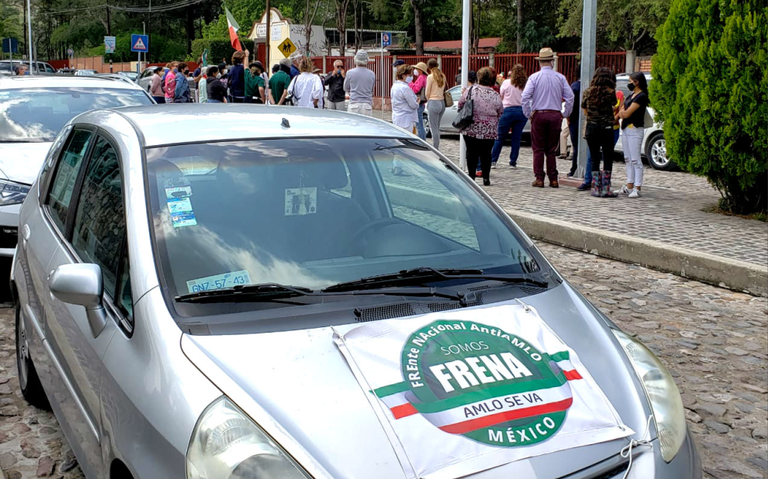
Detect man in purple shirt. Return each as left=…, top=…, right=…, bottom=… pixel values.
left=521, top=48, right=575, bottom=188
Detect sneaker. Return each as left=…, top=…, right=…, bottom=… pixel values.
left=628, top=188, right=641, bottom=198
left=475, top=170, right=483, bottom=177
left=509, top=164, right=517, bottom=169
left=491, top=163, right=497, bottom=169
left=619, top=185, right=631, bottom=195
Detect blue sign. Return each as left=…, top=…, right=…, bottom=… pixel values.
left=1, top=38, right=18, bottom=54
left=131, top=34, right=149, bottom=53
left=381, top=32, right=392, bottom=48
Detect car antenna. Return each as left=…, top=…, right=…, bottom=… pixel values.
left=281, top=118, right=290, bottom=128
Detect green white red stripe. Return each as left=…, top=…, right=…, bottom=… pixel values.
left=225, top=6, right=243, bottom=51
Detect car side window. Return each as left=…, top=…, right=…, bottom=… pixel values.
left=46, top=129, right=92, bottom=233
left=71, top=136, right=125, bottom=298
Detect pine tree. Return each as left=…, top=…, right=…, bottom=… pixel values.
left=651, top=0, right=768, bottom=214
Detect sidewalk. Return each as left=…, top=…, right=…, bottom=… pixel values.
left=435, top=137, right=768, bottom=295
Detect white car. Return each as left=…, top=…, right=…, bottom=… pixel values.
left=0, top=75, right=154, bottom=256
left=614, top=73, right=671, bottom=170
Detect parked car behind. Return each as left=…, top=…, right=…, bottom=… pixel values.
left=427, top=85, right=531, bottom=141
left=0, top=60, right=56, bottom=75
left=14, top=105, right=700, bottom=479
left=614, top=73, right=672, bottom=170
left=0, top=75, right=154, bottom=256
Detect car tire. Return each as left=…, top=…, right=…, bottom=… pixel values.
left=646, top=132, right=675, bottom=170
left=15, top=306, right=49, bottom=410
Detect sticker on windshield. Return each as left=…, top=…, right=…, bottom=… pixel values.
left=285, top=187, right=317, bottom=216
left=186, top=270, right=252, bottom=293
left=165, top=186, right=198, bottom=228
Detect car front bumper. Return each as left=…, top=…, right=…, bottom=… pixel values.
left=0, top=203, right=22, bottom=258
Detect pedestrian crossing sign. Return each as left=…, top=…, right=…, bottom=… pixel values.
left=278, top=38, right=297, bottom=58
left=131, top=34, right=149, bottom=53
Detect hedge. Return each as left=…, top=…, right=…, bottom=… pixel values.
left=190, top=38, right=256, bottom=65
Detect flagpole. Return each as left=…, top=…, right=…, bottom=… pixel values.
left=265, top=0, right=271, bottom=74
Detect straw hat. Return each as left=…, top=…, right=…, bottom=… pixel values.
left=414, top=62, right=428, bottom=74
left=535, top=47, right=557, bottom=61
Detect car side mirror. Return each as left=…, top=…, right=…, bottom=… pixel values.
left=49, top=264, right=108, bottom=338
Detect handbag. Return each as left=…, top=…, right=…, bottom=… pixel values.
left=642, top=107, right=654, bottom=128
left=452, top=86, right=474, bottom=130
left=443, top=89, right=454, bottom=107
left=418, top=87, right=426, bottom=104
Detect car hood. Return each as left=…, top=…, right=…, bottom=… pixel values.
left=182, top=283, right=653, bottom=479
left=0, top=142, right=52, bottom=184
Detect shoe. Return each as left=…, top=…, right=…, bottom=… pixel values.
left=577, top=182, right=591, bottom=191
left=558, top=154, right=567, bottom=159
left=601, top=170, right=618, bottom=197
left=591, top=171, right=602, bottom=197
left=628, top=188, right=641, bottom=198
left=619, top=185, right=631, bottom=195
left=567, top=171, right=575, bottom=177
left=475, top=170, right=483, bottom=177
left=491, top=163, right=497, bottom=169
left=532, top=179, right=545, bottom=188
left=483, top=179, right=491, bottom=186
left=549, top=180, right=559, bottom=188
left=509, top=164, right=517, bottom=169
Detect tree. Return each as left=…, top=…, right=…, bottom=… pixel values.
left=409, top=0, right=425, bottom=54
left=334, top=0, right=351, bottom=55
left=557, top=0, right=669, bottom=51
left=651, top=0, right=767, bottom=214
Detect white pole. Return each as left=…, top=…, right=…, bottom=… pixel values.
left=459, top=0, right=470, bottom=170
left=26, top=0, right=33, bottom=74
left=576, top=0, right=597, bottom=178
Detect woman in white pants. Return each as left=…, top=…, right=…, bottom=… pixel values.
left=618, top=72, right=650, bottom=198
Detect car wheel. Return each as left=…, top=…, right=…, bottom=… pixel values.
left=423, top=114, right=432, bottom=138
left=15, top=306, right=49, bottom=410
left=646, top=133, right=674, bottom=170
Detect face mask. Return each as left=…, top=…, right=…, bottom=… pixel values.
left=628, top=82, right=636, bottom=91
left=173, top=68, right=178, bottom=73
left=216, top=73, right=222, bottom=79
left=405, top=76, right=413, bottom=83
left=222, top=69, right=228, bottom=75
left=413, top=70, right=419, bottom=77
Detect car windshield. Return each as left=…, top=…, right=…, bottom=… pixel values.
left=146, top=137, right=551, bottom=321
left=0, top=87, right=152, bottom=142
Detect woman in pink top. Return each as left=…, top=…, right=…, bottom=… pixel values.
left=408, top=62, right=428, bottom=140
left=491, top=64, right=528, bottom=168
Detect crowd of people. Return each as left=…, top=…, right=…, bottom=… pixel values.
left=149, top=47, right=649, bottom=196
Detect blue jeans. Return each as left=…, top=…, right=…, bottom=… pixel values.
left=491, top=106, right=526, bottom=165
left=415, top=103, right=426, bottom=140
left=584, top=127, right=620, bottom=183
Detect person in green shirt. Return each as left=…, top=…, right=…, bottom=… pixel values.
left=245, top=62, right=266, bottom=103
left=269, top=64, right=292, bottom=105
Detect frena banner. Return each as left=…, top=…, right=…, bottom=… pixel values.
left=333, top=303, right=632, bottom=479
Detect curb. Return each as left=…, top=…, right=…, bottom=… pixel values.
left=507, top=209, right=768, bottom=297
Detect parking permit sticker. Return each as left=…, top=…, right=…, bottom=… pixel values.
left=285, top=187, right=317, bottom=216
left=165, top=186, right=197, bottom=228
left=186, top=270, right=252, bottom=293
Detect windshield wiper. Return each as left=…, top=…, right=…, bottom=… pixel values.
left=175, top=281, right=466, bottom=304
left=0, top=139, right=52, bottom=143
left=322, top=267, right=548, bottom=293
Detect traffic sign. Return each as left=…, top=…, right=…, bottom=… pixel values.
left=1, top=38, right=18, bottom=54
left=131, top=34, right=149, bottom=53
left=382, top=32, right=392, bottom=47
left=104, top=36, right=116, bottom=54
left=278, top=37, right=296, bottom=58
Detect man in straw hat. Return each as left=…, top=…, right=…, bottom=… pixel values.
left=408, top=61, right=429, bottom=139
left=521, top=47, right=574, bottom=188
left=344, top=50, right=376, bottom=116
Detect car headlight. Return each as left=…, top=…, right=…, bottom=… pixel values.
left=0, top=179, right=30, bottom=206
left=612, top=329, right=686, bottom=462
left=187, top=397, right=310, bottom=479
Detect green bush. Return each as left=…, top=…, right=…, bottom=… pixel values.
left=190, top=38, right=256, bottom=65
left=651, top=0, right=768, bottom=214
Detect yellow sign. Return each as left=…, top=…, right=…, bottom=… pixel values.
left=278, top=37, right=297, bottom=58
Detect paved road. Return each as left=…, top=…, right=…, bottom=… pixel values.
left=437, top=136, right=768, bottom=269
left=0, top=244, right=765, bottom=478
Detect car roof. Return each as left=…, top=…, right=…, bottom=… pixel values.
left=101, top=104, right=407, bottom=147
left=0, top=75, right=146, bottom=90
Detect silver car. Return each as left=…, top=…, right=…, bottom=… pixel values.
left=0, top=75, right=154, bottom=257
left=425, top=86, right=531, bottom=140
left=13, top=105, right=700, bottom=478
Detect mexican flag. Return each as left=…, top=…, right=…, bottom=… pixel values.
left=225, top=6, right=243, bottom=51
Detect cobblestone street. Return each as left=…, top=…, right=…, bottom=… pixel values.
left=0, top=244, right=765, bottom=478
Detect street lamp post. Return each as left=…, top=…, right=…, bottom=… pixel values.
left=459, top=0, right=470, bottom=170
left=576, top=0, right=597, bottom=177
left=26, top=0, right=33, bottom=74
